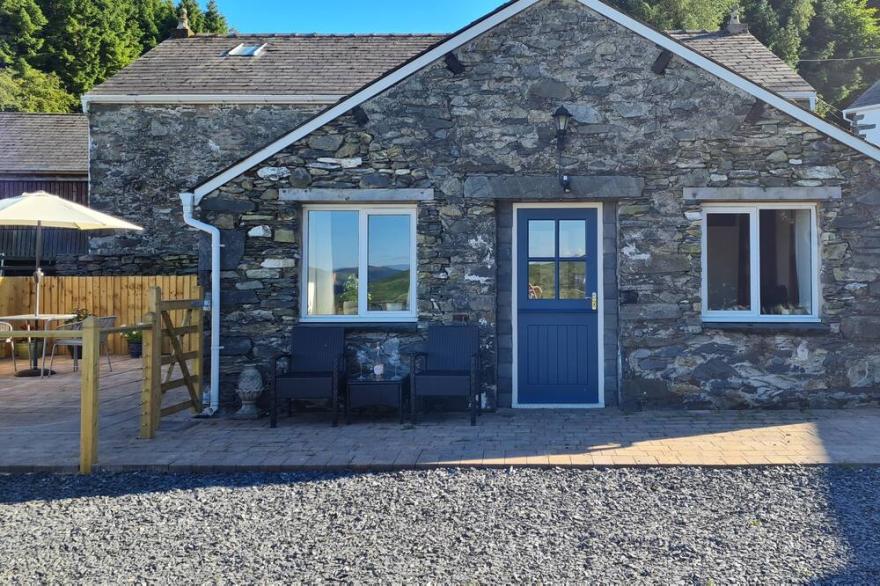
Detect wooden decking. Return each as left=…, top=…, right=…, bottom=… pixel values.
left=3, top=356, right=880, bottom=472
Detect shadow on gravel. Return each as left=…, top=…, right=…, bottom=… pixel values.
left=0, top=471, right=363, bottom=505
left=812, top=468, right=880, bottom=583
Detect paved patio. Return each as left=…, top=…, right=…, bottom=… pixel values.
left=2, top=356, right=880, bottom=472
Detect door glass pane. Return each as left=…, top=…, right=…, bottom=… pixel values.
left=528, top=262, right=555, bottom=299
left=368, top=214, right=411, bottom=312
left=307, top=210, right=359, bottom=316
left=759, top=209, right=812, bottom=316
left=528, top=220, right=555, bottom=257
left=559, top=261, right=586, bottom=299
left=706, top=213, right=751, bottom=312
left=559, top=220, right=586, bottom=257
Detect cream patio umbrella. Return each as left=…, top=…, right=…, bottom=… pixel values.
left=0, top=191, right=143, bottom=315
left=0, top=191, right=143, bottom=314
left=0, top=191, right=142, bottom=375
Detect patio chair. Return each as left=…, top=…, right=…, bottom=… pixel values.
left=271, top=327, right=346, bottom=428
left=0, top=321, right=21, bottom=372
left=411, top=324, right=481, bottom=426
left=45, top=316, right=116, bottom=374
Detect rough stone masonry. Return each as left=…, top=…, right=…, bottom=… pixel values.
left=84, top=0, right=880, bottom=409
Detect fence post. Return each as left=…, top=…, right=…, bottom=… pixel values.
left=140, top=287, right=163, bottom=439
left=79, top=316, right=100, bottom=474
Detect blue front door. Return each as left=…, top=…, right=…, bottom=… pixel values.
left=516, top=207, right=600, bottom=405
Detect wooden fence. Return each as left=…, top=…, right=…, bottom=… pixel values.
left=0, top=275, right=199, bottom=355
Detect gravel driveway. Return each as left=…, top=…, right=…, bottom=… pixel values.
left=1, top=467, right=878, bottom=584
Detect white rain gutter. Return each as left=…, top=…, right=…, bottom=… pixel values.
left=81, top=93, right=343, bottom=112
left=179, top=192, right=221, bottom=415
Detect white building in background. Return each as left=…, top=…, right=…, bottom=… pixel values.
left=844, top=81, right=880, bottom=146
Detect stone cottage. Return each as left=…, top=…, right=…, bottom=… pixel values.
left=81, top=0, right=880, bottom=411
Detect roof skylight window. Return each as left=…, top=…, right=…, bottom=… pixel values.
left=227, top=43, right=267, bottom=57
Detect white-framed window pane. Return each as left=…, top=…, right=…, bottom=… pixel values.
left=368, top=214, right=412, bottom=312
left=760, top=209, right=812, bottom=316
left=307, top=210, right=359, bottom=316
left=706, top=212, right=752, bottom=312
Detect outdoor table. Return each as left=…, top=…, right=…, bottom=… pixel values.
left=346, top=374, right=410, bottom=424
left=0, top=314, right=76, bottom=377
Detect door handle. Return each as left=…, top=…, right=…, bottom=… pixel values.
left=591, top=292, right=598, bottom=311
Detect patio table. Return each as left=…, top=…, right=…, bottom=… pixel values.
left=346, top=374, right=410, bottom=424
left=0, top=314, right=76, bottom=377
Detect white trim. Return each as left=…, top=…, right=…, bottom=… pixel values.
left=182, top=0, right=880, bottom=202
left=700, top=202, right=820, bottom=323
left=300, top=203, right=418, bottom=323
left=842, top=103, right=880, bottom=117
left=781, top=91, right=818, bottom=100
left=780, top=91, right=819, bottom=113
left=227, top=43, right=268, bottom=57
left=80, top=93, right=343, bottom=112
left=511, top=202, right=605, bottom=409
left=189, top=0, right=541, bottom=203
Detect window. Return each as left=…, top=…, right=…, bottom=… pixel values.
left=303, top=205, right=416, bottom=322
left=526, top=218, right=588, bottom=301
left=702, top=204, right=818, bottom=322
left=227, top=43, right=267, bottom=57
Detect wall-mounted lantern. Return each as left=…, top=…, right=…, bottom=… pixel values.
left=553, top=105, right=572, bottom=150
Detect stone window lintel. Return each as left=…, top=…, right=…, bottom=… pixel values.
left=684, top=186, right=842, bottom=202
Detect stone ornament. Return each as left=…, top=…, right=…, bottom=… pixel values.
left=234, top=365, right=264, bottom=419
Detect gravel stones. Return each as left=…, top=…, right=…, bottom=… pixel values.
left=1, top=467, right=878, bottom=583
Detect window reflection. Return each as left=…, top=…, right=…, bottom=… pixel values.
left=368, top=215, right=411, bottom=312
left=307, top=210, right=359, bottom=315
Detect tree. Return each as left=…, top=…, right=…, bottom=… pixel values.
left=609, top=0, right=737, bottom=30
left=36, top=0, right=143, bottom=96
left=134, top=0, right=177, bottom=53
left=203, top=0, right=229, bottom=35
left=0, top=0, right=231, bottom=112
left=0, top=0, right=46, bottom=64
left=0, top=60, right=77, bottom=112
left=799, top=0, right=880, bottom=108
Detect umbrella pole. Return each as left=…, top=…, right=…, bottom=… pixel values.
left=35, top=220, right=42, bottom=317
left=30, top=222, right=43, bottom=372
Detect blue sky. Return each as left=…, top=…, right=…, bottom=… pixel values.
left=214, top=1, right=507, bottom=34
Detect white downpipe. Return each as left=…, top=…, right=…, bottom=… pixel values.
left=179, top=192, right=221, bottom=415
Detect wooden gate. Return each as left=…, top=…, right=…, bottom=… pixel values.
left=140, top=286, right=205, bottom=439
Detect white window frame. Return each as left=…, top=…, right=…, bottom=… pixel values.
left=301, top=204, right=418, bottom=323
left=701, top=202, right=820, bottom=323
left=227, top=43, right=267, bottom=57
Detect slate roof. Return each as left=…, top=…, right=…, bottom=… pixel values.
left=0, top=113, right=88, bottom=175
left=87, top=34, right=446, bottom=96
left=846, top=79, right=880, bottom=111
left=667, top=30, right=814, bottom=95
left=87, top=30, right=815, bottom=99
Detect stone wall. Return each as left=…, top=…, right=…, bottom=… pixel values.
left=74, top=103, right=321, bottom=276
left=199, top=119, right=497, bottom=406
left=90, top=0, right=880, bottom=409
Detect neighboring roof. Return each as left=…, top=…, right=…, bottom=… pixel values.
left=86, top=34, right=445, bottom=98
left=845, top=79, right=880, bottom=112
left=84, top=26, right=814, bottom=102
left=189, top=0, right=880, bottom=201
left=668, top=30, right=815, bottom=96
left=0, top=113, right=88, bottom=176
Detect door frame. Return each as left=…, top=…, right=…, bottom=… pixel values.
left=511, top=202, right=604, bottom=408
